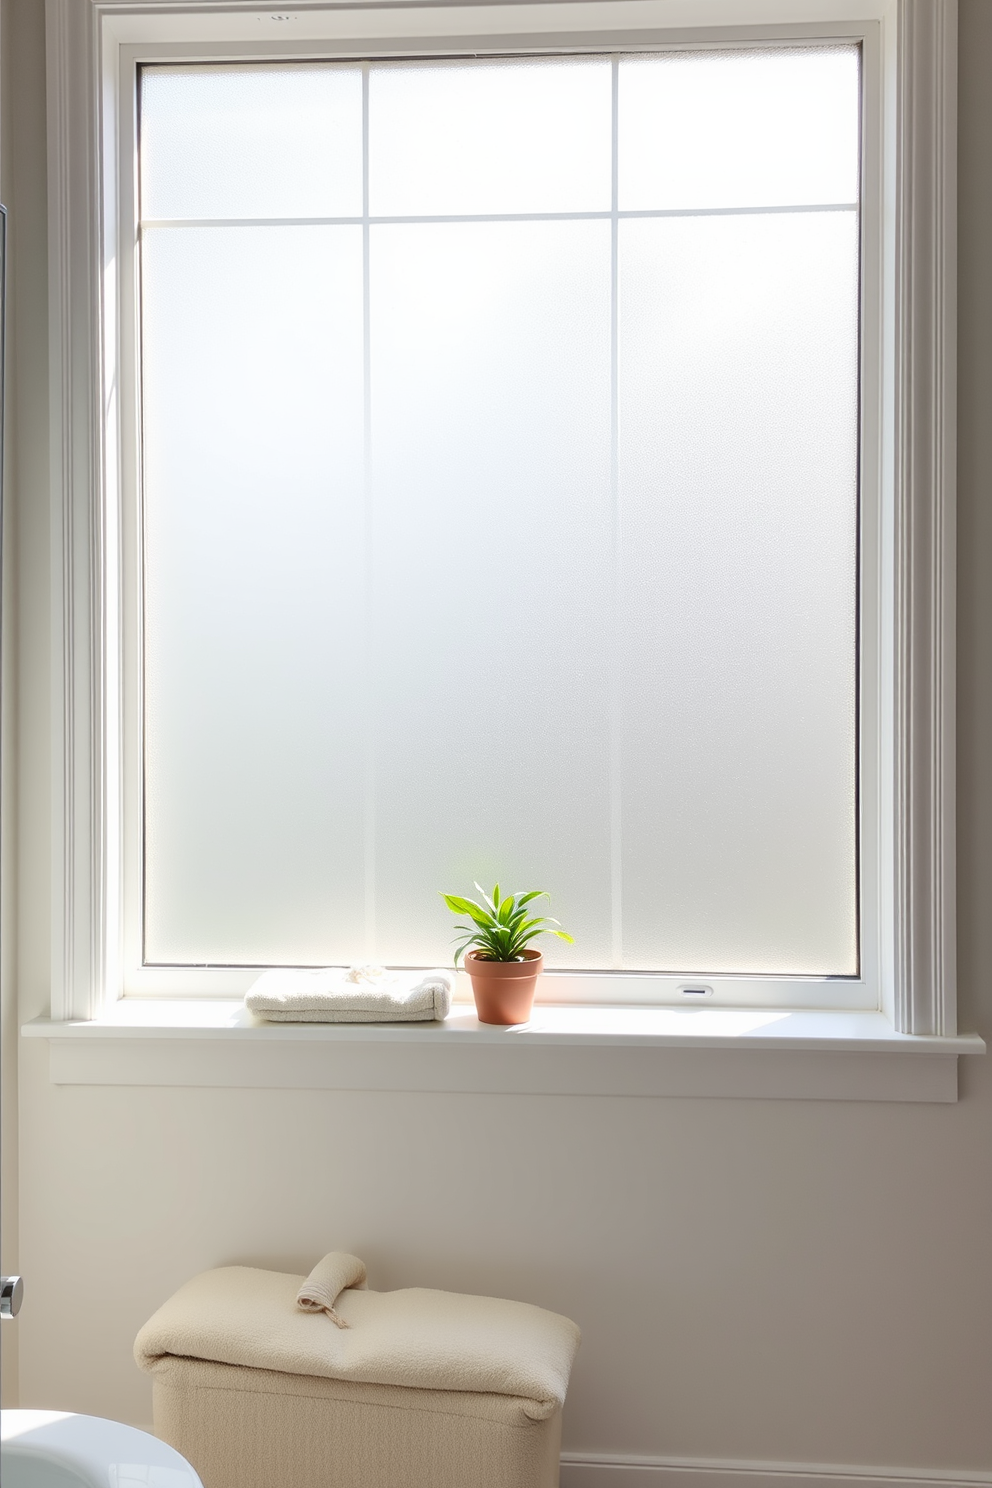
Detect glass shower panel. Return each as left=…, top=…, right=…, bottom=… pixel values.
left=367, top=219, right=614, bottom=968
left=617, top=211, right=859, bottom=974
left=141, top=225, right=366, bottom=965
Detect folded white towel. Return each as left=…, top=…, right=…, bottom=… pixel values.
left=296, top=1252, right=367, bottom=1328
left=245, top=966, right=453, bottom=1023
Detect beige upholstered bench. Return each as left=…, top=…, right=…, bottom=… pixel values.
left=135, top=1255, right=580, bottom=1488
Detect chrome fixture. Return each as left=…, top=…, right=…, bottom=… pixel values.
left=1, top=1275, right=23, bottom=1318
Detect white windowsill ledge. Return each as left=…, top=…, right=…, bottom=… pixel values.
left=22, top=1003, right=985, bottom=1102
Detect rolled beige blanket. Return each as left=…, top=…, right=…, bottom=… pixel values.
left=296, top=1252, right=367, bottom=1328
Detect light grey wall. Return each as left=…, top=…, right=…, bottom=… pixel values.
left=956, top=2, right=992, bottom=1047
left=0, top=0, right=18, bottom=1409
left=2, top=0, right=991, bottom=1469
left=0, top=0, right=48, bottom=1411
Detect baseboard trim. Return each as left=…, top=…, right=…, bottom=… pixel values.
left=133, top=1424, right=990, bottom=1488
left=559, top=1455, right=992, bottom=1488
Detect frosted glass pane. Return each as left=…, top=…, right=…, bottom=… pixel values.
left=367, top=220, right=613, bottom=968
left=140, top=65, right=362, bottom=220
left=141, top=226, right=366, bottom=964
left=618, top=212, right=859, bottom=974
left=136, top=48, right=862, bottom=979
left=619, top=47, right=860, bottom=210
left=369, top=58, right=611, bottom=216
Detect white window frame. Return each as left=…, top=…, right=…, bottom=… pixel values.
left=45, top=0, right=958, bottom=1042
left=123, top=29, right=875, bottom=1011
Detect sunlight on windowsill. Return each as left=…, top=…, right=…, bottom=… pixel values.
left=22, top=997, right=984, bottom=1055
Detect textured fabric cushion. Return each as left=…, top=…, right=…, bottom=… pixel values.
left=151, top=1356, right=564, bottom=1488
left=135, top=1265, right=580, bottom=1420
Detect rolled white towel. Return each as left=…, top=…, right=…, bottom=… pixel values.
left=245, top=966, right=453, bottom=1023
left=296, top=1252, right=368, bottom=1329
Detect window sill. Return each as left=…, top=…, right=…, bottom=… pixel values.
left=22, top=1002, right=985, bottom=1102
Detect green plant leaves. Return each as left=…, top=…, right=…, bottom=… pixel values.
left=441, top=894, right=494, bottom=929
left=439, top=884, right=573, bottom=965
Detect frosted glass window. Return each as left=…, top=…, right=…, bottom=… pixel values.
left=368, top=58, right=612, bottom=216
left=618, top=212, right=859, bottom=974
left=367, top=220, right=613, bottom=967
left=619, top=48, right=860, bottom=210
left=141, top=225, right=366, bottom=964
left=137, top=47, right=861, bottom=980
left=140, top=65, right=363, bottom=220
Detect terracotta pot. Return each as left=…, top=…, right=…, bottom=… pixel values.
left=464, top=948, right=543, bottom=1026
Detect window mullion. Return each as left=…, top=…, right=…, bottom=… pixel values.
left=610, top=54, right=623, bottom=970
left=362, top=59, right=376, bottom=960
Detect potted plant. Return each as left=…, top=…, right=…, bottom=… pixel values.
left=440, top=883, right=573, bottom=1025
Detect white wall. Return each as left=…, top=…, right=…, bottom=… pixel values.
left=3, top=0, right=992, bottom=1474
left=0, top=0, right=19, bottom=1410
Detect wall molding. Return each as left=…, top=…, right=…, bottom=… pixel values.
left=559, top=1454, right=991, bottom=1488
left=27, top=1017, right=979, bottom=1101
left=123, top=1440, right=988, bottom=1488
left=47, top=0, right=112, bottom=1022
left=46, top=0, right=960, bottom=1035
left=888, top=0, right=958, bottom=1035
